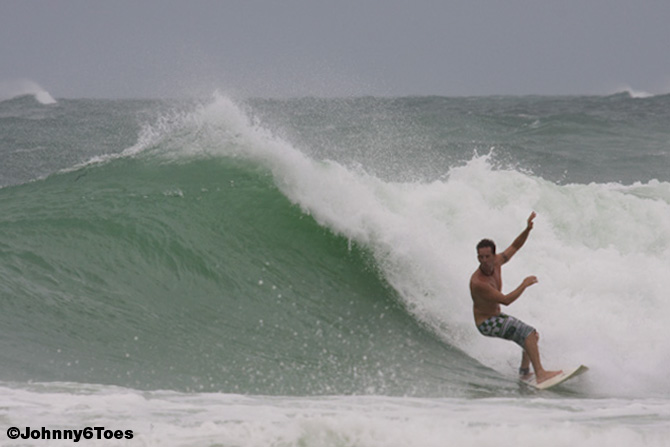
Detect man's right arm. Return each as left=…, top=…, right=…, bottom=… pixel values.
left=473, top=276, right=538, bottom=306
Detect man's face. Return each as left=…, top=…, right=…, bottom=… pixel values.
left=477, top=247, right=495, bottom=274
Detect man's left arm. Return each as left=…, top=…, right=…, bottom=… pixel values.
left=500, top=211, right=536, bottom=264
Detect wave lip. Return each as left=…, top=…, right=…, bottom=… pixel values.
left=0, top=79, right=56, bottom=104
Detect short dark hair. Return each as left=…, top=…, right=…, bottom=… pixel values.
left=476, top=238, right=496, bottom=254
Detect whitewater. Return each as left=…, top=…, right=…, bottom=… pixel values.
left=1, top=90, right=669, bottom=446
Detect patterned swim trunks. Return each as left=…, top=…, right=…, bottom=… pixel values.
left=477, top=313, right=536, bottom=349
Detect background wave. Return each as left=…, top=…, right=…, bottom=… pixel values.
left=0, top=79, right=56, bottom=104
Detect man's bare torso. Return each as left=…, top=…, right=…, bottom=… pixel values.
left=470, top=262, right=503, bottom=326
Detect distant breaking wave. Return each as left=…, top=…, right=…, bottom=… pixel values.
left=611, top=84, right=655, bottom=99
left=0, top=79, right=56, bottom=104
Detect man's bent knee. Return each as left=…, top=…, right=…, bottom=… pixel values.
left=525, top=330, right=539, bottom=347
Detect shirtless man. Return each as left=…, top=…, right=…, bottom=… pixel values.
left=469, top=212, right=561, bottom=384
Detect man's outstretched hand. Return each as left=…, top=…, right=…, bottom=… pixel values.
left=527, top=211, right=537, bottom=230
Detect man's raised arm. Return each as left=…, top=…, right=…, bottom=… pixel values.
left=500, top=212, right=536, bottom=264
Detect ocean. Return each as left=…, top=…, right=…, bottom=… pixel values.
left=1, top=89, right=669, bottom=446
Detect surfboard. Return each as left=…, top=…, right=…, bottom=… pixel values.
left=521, top=365, right=588, bottom=390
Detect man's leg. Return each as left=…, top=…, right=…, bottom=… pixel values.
left=523, top=331, right=562, bottom=384
left=519, top=350, right=532, bottom=380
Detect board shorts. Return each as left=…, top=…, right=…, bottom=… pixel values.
left=477, top=313, right=536, bottom=349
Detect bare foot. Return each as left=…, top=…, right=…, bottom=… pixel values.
left=536, top=370, right=562, bottom=384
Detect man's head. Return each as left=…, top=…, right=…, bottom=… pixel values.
left=476, top=238, right=496, bottom=254
left=476, top=239, right=496, bottom=275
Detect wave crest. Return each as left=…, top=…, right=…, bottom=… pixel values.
left=0, top=79, right=56, bottom=104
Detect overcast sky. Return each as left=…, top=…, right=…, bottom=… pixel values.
left=2, top=0, right=669, bottom=99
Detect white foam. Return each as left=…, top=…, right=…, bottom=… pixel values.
left=2, top=383, right=668, bottom=447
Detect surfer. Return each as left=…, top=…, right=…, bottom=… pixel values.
left=469, top=212, right=562, bottom=384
